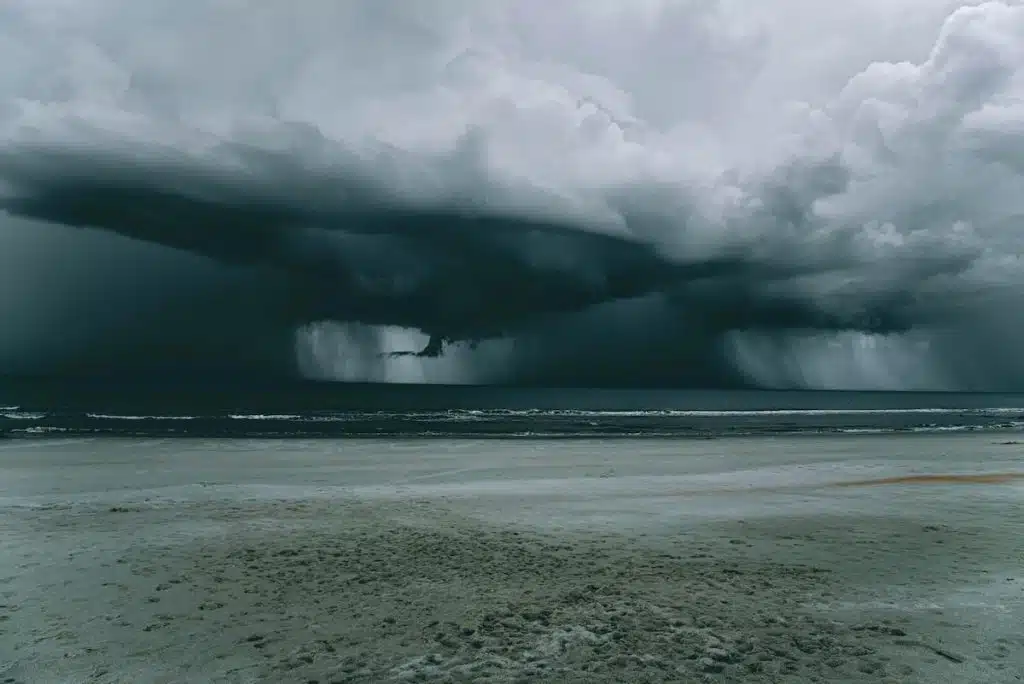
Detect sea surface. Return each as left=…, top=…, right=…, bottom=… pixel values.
left=2, top=376, right=1024, bottom=439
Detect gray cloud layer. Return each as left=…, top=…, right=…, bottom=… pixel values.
left=1, top=0, right=1023, bottom=388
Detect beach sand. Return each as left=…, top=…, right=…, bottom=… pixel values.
left=1, top=434, right=1022, bottom=683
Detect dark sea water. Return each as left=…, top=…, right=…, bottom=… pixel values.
left=2, top=376, right=1024, bottom=439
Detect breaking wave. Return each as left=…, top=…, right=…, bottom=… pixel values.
left=3, top=405, right=1023, bottom=439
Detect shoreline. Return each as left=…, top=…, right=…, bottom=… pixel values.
left=4, top=427, right=1024, bottom=442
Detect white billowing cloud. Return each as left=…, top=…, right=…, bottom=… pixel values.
left=1, top=1, right=1024, bottom=387
left=719, top=2, right=1024, bottom=388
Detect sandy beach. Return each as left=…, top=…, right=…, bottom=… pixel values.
left=1, top=434, right=1022, bottom=683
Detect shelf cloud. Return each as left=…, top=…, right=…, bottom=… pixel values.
left=2, top=1, right=1023, bottom=388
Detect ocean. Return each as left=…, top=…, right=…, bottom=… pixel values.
left=2, top=377, right=1023, bottom=439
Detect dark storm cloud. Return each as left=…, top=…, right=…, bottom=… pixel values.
left=0, top=139, right=784, bottom=348
left=1, top=1, right=1023, bottom=388
left=0, top=136, right=983, bottom=362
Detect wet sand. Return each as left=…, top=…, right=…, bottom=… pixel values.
left=1, top=434, right=1022, bottom=683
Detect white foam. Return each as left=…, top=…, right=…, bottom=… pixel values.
left=288, top=407, right=1024, bottom=421
left=85, top=414, right=197, bottom=421
left=228, top=414, right=301, bottom=421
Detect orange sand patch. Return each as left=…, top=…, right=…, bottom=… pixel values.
left=834, top=472, right=1024, bottom=487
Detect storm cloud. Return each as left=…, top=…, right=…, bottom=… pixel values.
left=1, top=0, right=1023, bottom=388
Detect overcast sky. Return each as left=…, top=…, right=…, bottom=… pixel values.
left=1, top=0, right=1023, bottom=388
